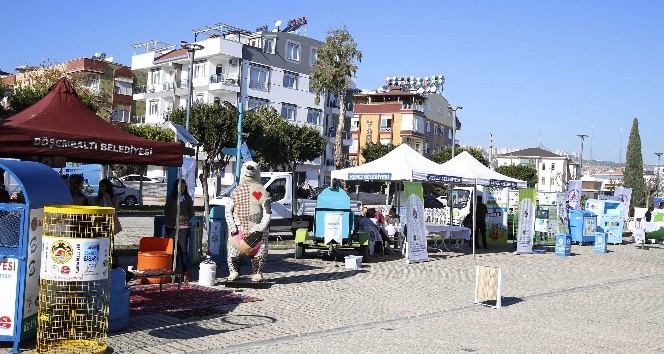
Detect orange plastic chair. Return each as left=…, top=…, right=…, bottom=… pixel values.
left=137, top=237, right=174, bottom=284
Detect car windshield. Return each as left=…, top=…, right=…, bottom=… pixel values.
left=260, top=177, right=270, bottom=185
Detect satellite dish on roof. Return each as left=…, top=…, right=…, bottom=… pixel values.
left=429, top=86, right=436, bottom=93
left=416, top=87, right=425, bottom=94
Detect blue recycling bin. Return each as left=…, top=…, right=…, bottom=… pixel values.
left=555, top=233, right=572, bottom=257
left=109, top=269, right=130, bottom=332
left=569, top=210, right=597, bottom=244
left=594, top=232, right=607, bottom=254
left=209, top=205, right=227, bottom=262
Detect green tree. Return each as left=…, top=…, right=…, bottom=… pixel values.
left=431, top=146, right=489, bottom=166
left=170, top=103, right=238, bottom=220
left=310, top=26, right=362, bottom=169
left=495, top=164, right=538, bottom=188
left=624, top=117, right=645, bottom=207
left=111, top=124, right=175, bottom=205
left=3, top=64, right=100, bottom=118
left=361, top=142, right=399, bottom=163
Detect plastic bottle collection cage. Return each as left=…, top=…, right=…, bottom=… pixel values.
left=37, top=206, right=114, bottom=354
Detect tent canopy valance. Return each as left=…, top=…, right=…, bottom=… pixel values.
left=437, top=151, right=527, bottom=188
left=0, top=77, right=184, bottom=166
left=331, top=144, right=459, bottom=182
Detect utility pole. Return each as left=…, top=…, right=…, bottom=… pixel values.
left=577, top=134, right=588, bottom=178
left=590, top=125, right=594, bottom=161
left=181, top=41, right=205, bottom=131
left=656, top=152, right=663, bottom=197
left=448, top=106, right=462, bottom=158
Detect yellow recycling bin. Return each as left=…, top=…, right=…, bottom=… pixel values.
left=37, top=206, right=114, bottom=354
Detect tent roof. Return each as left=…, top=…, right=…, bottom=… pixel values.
left=437, top=151, right=527, bottom=188
left=331, top=144, right=444, bottom=181
left=0, top=77, right=184, bottom=166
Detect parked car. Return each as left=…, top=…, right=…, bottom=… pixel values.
left=119, top=174, right=158, bottom=183
left=108, top=177, right=142, bottom=206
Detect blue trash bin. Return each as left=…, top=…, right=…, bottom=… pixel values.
left=555, top=233, right=572, bottom=257
left=209, top=205, right=227, bottom=262
left=109, top=269, right=130, bottom=332
left=594, top=232, right=607, bottom=254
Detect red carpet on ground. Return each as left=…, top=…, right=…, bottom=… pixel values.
left=129, top=283, right=261, bottom=317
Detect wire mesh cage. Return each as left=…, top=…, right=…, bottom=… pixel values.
left=37, top=206, right=114, bottom=354
left=0, top=209, right=22, bottom=258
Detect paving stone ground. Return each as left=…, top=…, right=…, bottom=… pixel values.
left=2, top=216, right=664, bottom=353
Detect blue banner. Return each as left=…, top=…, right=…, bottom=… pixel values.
left=490, top=179, right=517, bottom=188
left=426, top=174, right=462, bottom=183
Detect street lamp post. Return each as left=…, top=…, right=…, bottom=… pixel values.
left=448, top=106, right=462, bottom=158
left=577, top=134, right=588, bottom=178
left=181, top=41, right=205, bottom=131
left=656, top=152, right=663, bottom=197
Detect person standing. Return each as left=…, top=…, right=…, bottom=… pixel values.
left=475, top=195, right=488, bottom=249
left=96, top=178, right=122, bottom=267
left=164, top=179, right=195, bottom=281
left=645, top=206, right=654, bottom=222
left=68, top=174, right=90, bottom=206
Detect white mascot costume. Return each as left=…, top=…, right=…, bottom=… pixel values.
left=225, top=161, right=272, bottom=282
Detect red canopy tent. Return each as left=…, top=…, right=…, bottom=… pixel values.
left=0, top=77, right=183, bottom=166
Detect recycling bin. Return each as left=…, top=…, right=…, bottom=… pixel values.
left=153, top=215, right=167, bottom=237
left=208, top=205, right=227, bottom=262
left=569, top=210, right=597, bottom=244
left=594, top=232, right=607, bottom=254
left=555, top=233, right=572, bottom=257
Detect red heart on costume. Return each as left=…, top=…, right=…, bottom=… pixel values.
left=252, top=191, right=262, bottom=200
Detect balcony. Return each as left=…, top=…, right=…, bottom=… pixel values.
left=209, top=74, right=240, bottom=93
left=327, top=129, right=352, bottom=146
left=131, top=115, right=145, bottom=124
left=402, top=103, right=425, bottom=112
left=379, top=126, right=392, bottom=132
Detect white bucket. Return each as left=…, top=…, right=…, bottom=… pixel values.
left=199, top=261, right=217, bottom=287
left=344, top=255, right=363, bottom=270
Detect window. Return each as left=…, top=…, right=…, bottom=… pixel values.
left=111, top=109, right=130, bottom=122
left=433, top=124, right=438, bottom=135
left=281, top=104, right=296, bottom=120
left=310, top=47, right=318, bottom=66
left=114, top=80, right=132, bottom=95
left=262, top=38, right=275, bottom=54
left=350, top=116, right=359, bottom=131
left=541, top=177, right=546, bottom=185
left=448, top=129, right=452, bottom=139
left=380, top=115, right=392, bottom=132
left=425, top=142, right=429, bottom=153
left=286, top=41, right=300, bottom=61
left=248, top=97, right=269, bottom=110
left=415, top=142, right=421, bottom=153
left=307, top=109, right=321, bottom=125
left=551, top=163, right=556, bottom=170
left=380, top=138, right=391, bottom=145
left=193, top=61, right=205, bottom=79
left=150, top=71, right=160, bottom=85
left=542, top=163, right=546, bottom=170
left=426, top=122, right=431, bottom=132
left=249, top=65, right=269, bottom=91
left=438, top=106, right=444, bottom=115
left=283, top=72, right=298, bottom=89
left=266, top=178, right=287, bottom=202
left=148, top=100, right=158, bottom=115
left=349, top=139, right=359, bottom=154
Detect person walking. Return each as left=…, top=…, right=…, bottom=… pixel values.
left=475, top=195, right=488, bottom=249
left=164, top=179, right=195, bottom=282
left=68, top=174, right=90, bottom=206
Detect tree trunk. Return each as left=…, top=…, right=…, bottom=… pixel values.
left=333, top=91, right=346, bottom=169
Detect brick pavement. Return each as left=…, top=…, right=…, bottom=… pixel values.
left=3, top=221, right=664, bottom=353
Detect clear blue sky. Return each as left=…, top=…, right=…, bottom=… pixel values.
left=3, top=0, right=663, bottom=164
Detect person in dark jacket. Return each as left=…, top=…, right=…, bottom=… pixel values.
left=163, top=179, right=195, bottom=279
left=475, top=196, right=488, bottom=249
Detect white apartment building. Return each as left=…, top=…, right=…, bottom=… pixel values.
left=130, top=21, right=352, bottom=188
left=496, top=147, right=579, bottom=192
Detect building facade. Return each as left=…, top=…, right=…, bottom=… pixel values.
left=350, top=77, right=456, bottom=165
left=496, top=147, right=579, bottom=192
left=1, top=56, right=144, bottom=122
left=130, top=21, right=351, bottom=187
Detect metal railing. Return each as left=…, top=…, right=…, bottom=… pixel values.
left=209, top=74, right=239, bottom=86
left=131, top=115, right=145, bottom=124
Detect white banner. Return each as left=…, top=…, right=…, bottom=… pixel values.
left=405, top=194, right=429, bottom=264
left=208, top=221, right=222, bottom=257
left=181, top=156, right=196, bottom=197
left=614, top=187, right=632, bottom=217
left=41, top=237, right=110, bottom=281
left=567, top=180, right=582, bottom=210
left=0, top=257, right=19, bottom=336
left=323, top=212, right=344, bottom=245
left=516, top=198, right=535, bottom=254
left=535, top=219, right=549, bottom=233
left=556, top=192, right=569, bottom=234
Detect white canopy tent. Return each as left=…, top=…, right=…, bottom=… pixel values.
left=437, top=151, right=527, bottom=257
left=331, top=144, right=467, bottom=182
